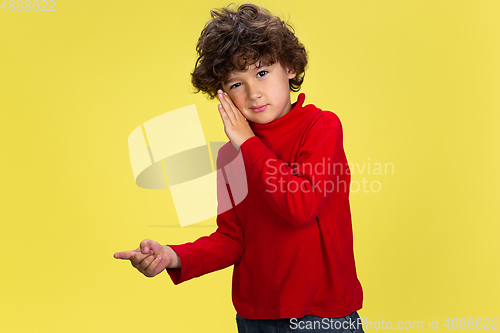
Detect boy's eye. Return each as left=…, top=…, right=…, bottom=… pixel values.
left=229, top=83, right=241, bottom=90
left=257, top=70, right=268, bottom=78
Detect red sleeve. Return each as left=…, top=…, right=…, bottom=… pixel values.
left=239, top=127, right=340, bottom=228
left=165, top=151, right=245, bottom=284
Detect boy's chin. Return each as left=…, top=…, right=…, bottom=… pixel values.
left=248, top=114, right=279, bottom=125
left=249, top=118, right=274, bottom=125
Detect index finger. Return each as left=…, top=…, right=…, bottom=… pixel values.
left=219, top=92, right=238, bottom=112
left=113, top=248, right=139, bottom=260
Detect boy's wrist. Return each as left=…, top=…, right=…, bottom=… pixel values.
left=165, top=245, right=181, bottom=269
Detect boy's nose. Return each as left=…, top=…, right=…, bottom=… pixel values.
left=247, top=84, right=262, bottom=101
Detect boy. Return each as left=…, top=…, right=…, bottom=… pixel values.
left=114, top=3, right=364, bottom=332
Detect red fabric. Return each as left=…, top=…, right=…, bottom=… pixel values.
left=167, top=93, right=363, bottom=319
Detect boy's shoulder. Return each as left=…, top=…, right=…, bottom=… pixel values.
left=304, top=100, right=344, bottom=137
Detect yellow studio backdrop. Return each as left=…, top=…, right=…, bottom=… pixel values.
left=0, top=0, right=499, bottom=332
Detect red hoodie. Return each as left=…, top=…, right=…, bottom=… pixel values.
left=166, top=93, right=363, bottom=319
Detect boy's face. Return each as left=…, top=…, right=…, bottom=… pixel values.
left=221, top=60, right=297, bottom=125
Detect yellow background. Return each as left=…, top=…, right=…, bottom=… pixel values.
left=1, top=0, right=499, bottom=332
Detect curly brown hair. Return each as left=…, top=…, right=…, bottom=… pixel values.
left=191, top=3, right=308, bottom=99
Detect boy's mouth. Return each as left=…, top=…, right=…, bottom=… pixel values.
left=250, top=105, right=268, bottom=113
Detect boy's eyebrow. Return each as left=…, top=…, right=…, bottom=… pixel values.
left=225, top=77, right=238, bottom=85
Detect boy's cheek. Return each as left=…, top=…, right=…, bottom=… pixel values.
left=237, top=104, right=248, bottom=114
left=228, top=95, right=247, bottom=113
left=226, top=91, right=238, bottom=103
left=230, top=97, right=243, bottom=110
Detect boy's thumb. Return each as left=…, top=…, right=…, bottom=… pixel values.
left=140, top=239, right=154, bottom=253
left=150, top=241, right=164, bottom=255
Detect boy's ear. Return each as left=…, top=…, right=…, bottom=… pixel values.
left=286, top=64, right=297, bottom=79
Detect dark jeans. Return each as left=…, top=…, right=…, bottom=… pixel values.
left=236, top=311, right=365, bottom=333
